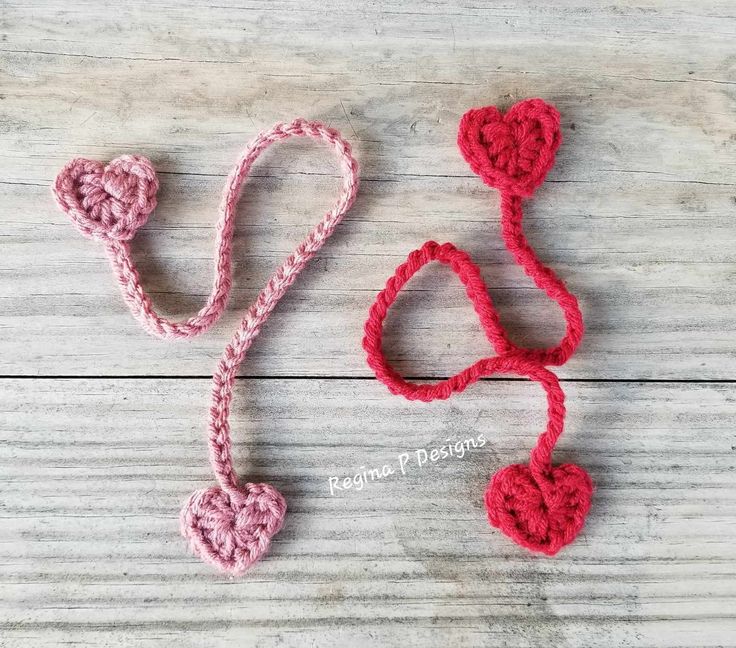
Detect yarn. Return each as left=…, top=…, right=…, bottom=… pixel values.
left=53, top=119, right=360, bottom=574
left=53, top=155, right=159, bottom=242
left=363, top=99, right=593, bottom=555
left=457, top=98, right=561, bottom=197
left=54, top=119, right=358, bottom=340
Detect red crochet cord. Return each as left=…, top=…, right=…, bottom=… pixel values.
left=363, top=99, right=593, bottom=555
left=364, top=239, right=584, bottom=400
left=499, top=192, right=583, bottom=366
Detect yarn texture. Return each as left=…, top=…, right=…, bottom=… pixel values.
left=53, top=119, right=360, bottom=574
left=53, top=155, right=159, bottom=242
left=363, top=98, right=593, bottom=555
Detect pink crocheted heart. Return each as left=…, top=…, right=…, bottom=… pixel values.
left=180, top=483, right=286, bottom=575
left=458, top=98, right=561, bottom=197
left=484, top=463, right=593, bottom=555
left=52, top=155, right=159, bottom=242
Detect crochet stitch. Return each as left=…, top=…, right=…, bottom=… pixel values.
left=53, top=119, right=360, bottom=574
left=363, top=99, right=593, bottom=555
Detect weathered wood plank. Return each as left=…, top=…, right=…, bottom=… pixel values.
left=1, top=1, right=735, bottom=379
left=1, top=378, right=735, bottom=646
left=2, top=1, right=736, bottom=645
left=3, top=169, right=736, bottom=379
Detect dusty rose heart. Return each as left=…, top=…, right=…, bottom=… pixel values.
left=52, top=155, right=159, bottom=242
left=485, top=462, right=593, bottom=555
left=180, top=483, right=286, bottom=575
left=457, top=98, right=561, bottom=197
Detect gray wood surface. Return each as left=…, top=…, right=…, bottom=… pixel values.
left=2, top=379, right=736, bottom=647
left=1, top=1, right=735, bottom=646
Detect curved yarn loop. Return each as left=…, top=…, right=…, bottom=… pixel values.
left=54, top=121, right=357, bottom=340
left=53, top=119, right=360, bottom=575
left=497, top=192, right=584, bottom=366
left=363, top=98, right=593, bottom=555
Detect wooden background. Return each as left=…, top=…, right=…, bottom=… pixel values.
left=1, top=1, right=735, bottom=646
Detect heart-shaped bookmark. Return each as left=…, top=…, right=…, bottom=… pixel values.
left=364, top=99, right=593, bottom=555
left=53, top=120, right=360, bottom=574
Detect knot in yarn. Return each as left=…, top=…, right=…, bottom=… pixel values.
left=458, top=98, right=561, bottom=197
left=181, top=483, right=287, bottom=575
left=53, top=155, right=159, bottom=242
left=484, top=463, right=593, bottom=555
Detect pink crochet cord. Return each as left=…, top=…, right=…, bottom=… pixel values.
left=53, top=119, right=360, bottom=575
left=54, top=120, right=357, bottom=340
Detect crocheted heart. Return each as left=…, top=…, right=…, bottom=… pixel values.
left=52, top=155, right=159, bottom=242
left=458, top=98, right=561, bottom=197
left=180, top=483, right=286, bottom=575
left=485, top=462, right=593, bottom=555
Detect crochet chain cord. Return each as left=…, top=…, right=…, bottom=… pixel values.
left=361, top=227, right=577, bottom=477
left=498, top=193, right=583, bottom=367
left=361, top=99, right=593, bottom=556
left=53, top=118, right=360, bottom=573
left=100, top=119, right=360, bottom=493
left=104, top=120, right=359, bottom=339
left=198, top=121, right=359, bottom=494
left=362, top=220, right=584, bottom=404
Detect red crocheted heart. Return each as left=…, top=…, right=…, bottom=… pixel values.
left=52, top=155, right=159, bottom=242
left=485, top=462, right=593, bottom=555
left=458, top=98, right=561, bottom=197
left=180, top=483, right=286, bottom=575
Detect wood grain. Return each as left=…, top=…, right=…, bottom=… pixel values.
left=1, top=1, right=735, bottom=379
left=1, top=378, right=736, bottom=647
left=1, top=1, right=735, bottom=646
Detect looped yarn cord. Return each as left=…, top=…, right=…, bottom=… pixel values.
left=53, top=155, right=159, bottom=241
left=363, top=99, right=593, bottom=555
left=53, top=119, right=360, bottom=574
left=54, top=119, right=358, bottom=340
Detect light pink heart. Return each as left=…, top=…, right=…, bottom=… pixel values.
left=180, top=483, right=287, bottom=575
left=52, top=155, right=159, bottom=241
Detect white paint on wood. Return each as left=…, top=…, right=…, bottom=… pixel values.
left=1, top=379, right=736, bottom=646
left=1, top=1, right=736, bottom=645
left=1, top=1, right=735, bottom=379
